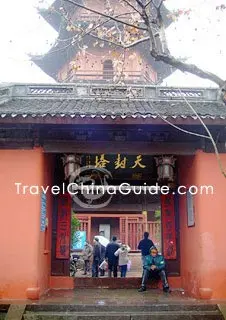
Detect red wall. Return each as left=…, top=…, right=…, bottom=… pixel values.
left=0, top=148, right=53, bottom=299
left=178, top=150, right=226, bottom=299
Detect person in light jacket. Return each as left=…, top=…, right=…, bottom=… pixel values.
left=114, top=244, right=131, bottom=278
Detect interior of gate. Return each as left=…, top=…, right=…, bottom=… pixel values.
left=51, top=154, right=180, bottom=277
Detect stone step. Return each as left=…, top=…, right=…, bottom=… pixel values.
left=25, top=304, right=220, bottom=313
left=23, top=310, right=224, bottom=320
left=74, top=277, right=159, bottom=289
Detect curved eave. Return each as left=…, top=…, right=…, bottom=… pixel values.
left=0, top=114, right=226, bottom=126
left=31, top=35, right=173, bottom=81
left=31, top=38, right=78, bottom=79
left=38, top=0, right=81, bottom=31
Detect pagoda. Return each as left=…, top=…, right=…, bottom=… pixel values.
left=33, top=0, right=173, bottom=83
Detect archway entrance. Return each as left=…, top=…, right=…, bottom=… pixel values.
left=50, top=153, right=179, bottom=282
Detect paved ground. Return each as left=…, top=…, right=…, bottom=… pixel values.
left=75, top=253, right=142, bottom=278
left=1, top=289, right=226, bottom=309
left=40, top=289, right=195, bottom=305
left=0, top=289, right=194, bottom=305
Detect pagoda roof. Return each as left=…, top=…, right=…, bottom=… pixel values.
left=34, top=1, right=173, bottom=80
left=0, top=83, right=225, bottom=125
left=31, top=34, right=173, bottom=80
left=39, top=0, right=172, bottom=32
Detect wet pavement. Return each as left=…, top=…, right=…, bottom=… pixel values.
left=40, top=289, right=195, bottom=305
left=1, top=289, right=226, bottom=306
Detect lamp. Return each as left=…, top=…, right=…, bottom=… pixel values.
left=155, top=156, right=176, bottom=183
left=62, top=154, right=81, bottom=180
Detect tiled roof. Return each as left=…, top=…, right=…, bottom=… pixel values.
left=0, top=84, right=225, bottom=120
left=0, top=98, right=225, bottom=119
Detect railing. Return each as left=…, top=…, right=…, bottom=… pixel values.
left=127, top=221, right=161, bottom=251
left=65, top=70, right=156, bottom=84
left=72, top=14, right=143, bottom=23
left=76, top=214, right=161, bottom=252
left=0, top=83, right=219, bottom=102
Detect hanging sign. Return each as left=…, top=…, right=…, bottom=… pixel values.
left=72, top=231, right=86, bottom=250
left=40, top=192, right=47, bottom=232
left=56, top=194, right=71, bottom=259
left=187, top=191, right=195, bottom=227
left=161, top=193, right=177, bottom=260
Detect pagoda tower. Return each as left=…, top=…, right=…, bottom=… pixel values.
left=33, top=0, right=173, bottom=84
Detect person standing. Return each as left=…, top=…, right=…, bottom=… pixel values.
left=92, top=237, right=101, bottom=277
left=114, top=244, right=130, bottom=278
left=82, top=241, right=93, bottom=275
left=105, top=236, right=120, bottom=277
left=138, top=232, right=154, bottom=266
left=99, top=244, right=106, bottom=276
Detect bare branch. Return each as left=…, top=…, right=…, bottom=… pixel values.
left=63, top=0, right=147, bottom=31
left=179, top=90, right=226, bottom=178
left=135, top=0, right=145, bottom=9
left=150, top=112, right=209, bottom=139
left=144, top=0, right=152, bottom=8
left=152, top=0, right=164, bottom=10
left=88, top=34, right=150, bottom=49
left=48, top=0, right=226, bottom=98
left=153, top=0, right=169, bottom=53
left=124, top=36, right=150, bottom=48
left=151, top=52, right=225, bottom=88
left=128, top=87, right=209, bottom=139
left=121, top=0, right=142, bottom=16
left=88, top=33, right=123, bottom=48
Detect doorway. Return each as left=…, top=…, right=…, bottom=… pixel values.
left=99, top=224, right=111, bottom=240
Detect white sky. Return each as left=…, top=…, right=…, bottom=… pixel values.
left=0, top=0, right=225, bottom=86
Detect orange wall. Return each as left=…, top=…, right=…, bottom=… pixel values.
left=0, top=148, right=53, bottom=299
left=178, top=150, right=226, bottom=299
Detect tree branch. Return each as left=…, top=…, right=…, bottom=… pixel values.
left=135, top=0, right=145, bottom=9
left=151, top=52, right=226, bottom=88
left=144, top=0, right=152, bottom=8
left=88, top=34, right=150, bottom=49
left=124, top=36, right=150, bottom=48
left=121, top=0, right=142, bottom=16
left=63, top=0, right=147, bottom=31
left=179, top=89, right=226, bottom=178
left=150, top=111, right=209, bottom=139
left=56, top=0, right=226, bottom=97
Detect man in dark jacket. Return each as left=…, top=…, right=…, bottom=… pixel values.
left=92, top=237, right=101, bottom=277
left=138, top=246, right=170, bottom=293
left=138, top=232, right=154, bottom=265
left=105, top=236, right=120, bottom=277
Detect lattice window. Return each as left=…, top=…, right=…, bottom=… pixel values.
left=103, top=59, right=114, bottom=80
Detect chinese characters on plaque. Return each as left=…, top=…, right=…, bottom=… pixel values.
left=56, top=194, right=71, bottom=259
left=161, top=193, right=177, bottom=260
left=87, top=154, right=147, bottom=169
